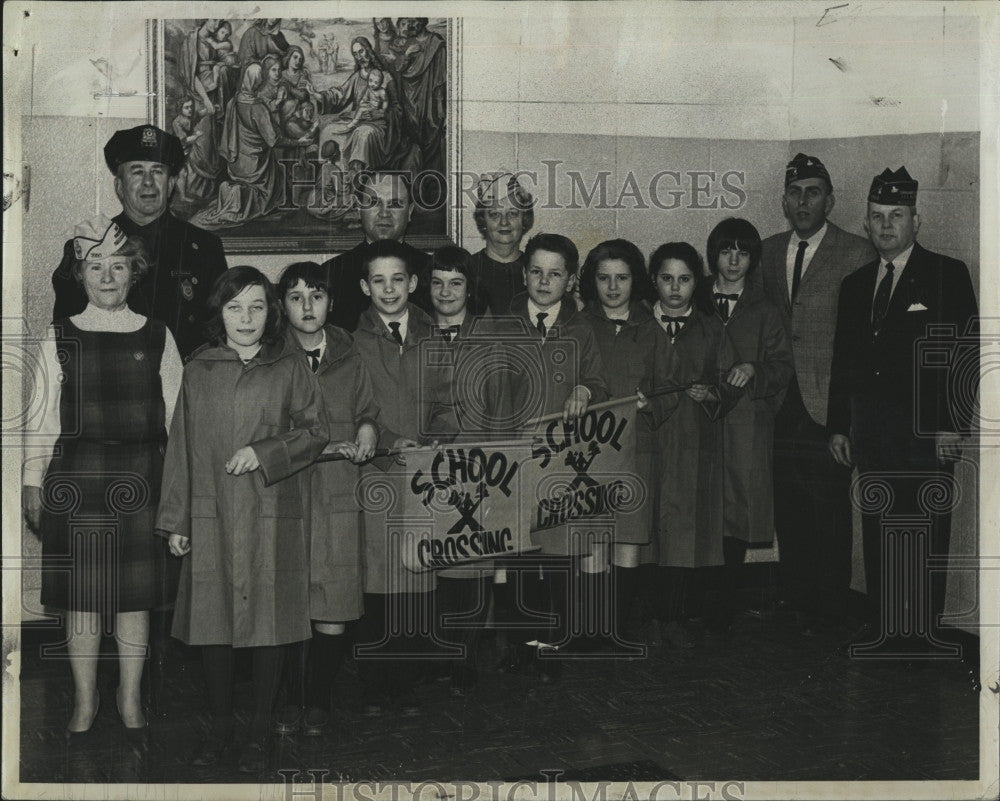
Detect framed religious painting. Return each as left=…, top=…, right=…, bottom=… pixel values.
left=146, top=16, right=461, bottom=252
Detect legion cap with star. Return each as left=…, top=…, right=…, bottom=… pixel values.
left=868, top=167, right=918, bottom=206
left=103, top=125, right=186, bottom=176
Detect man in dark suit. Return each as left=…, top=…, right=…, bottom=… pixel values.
left=52, top=125, right=227, bottom=360
left=758, top=153, right=875, bottom=634
left=828, top=167, right=978, bottom=654
left=321, top=171, right=432, bottom=332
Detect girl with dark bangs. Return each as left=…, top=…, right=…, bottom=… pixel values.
left=641, top=242, right=739, bottom=648
left=705, top=218, right=793, bottom=630
left=156, top=266, right=329, bottom=773
left=579, top=239, right=667, bottom=646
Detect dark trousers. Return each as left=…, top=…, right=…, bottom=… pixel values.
left=773, top=377, right=853, bottom=620
left=852, top=401, right=957, bottom=650
left=201, top=644, right=285, bottom=742
left=436, top=574, right=492, bottom=674
left=500, top=557, right=571, bottom=648
left=354, top=591, right=439, bottom=700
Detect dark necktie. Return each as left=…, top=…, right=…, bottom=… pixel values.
left=305, top=347, right=321, bottom=372
left=790, top=240, right=808, bottom=302
left=436, top=324, right=461, bottom=342
left=536, top=312, right=548, bottom=337
left=660, top=315, right=685, bottom=339
left=388, top=321, right=403, bottom=346
left=871, top=262, right=895, bottom=332
left=612, top=318, right=627, bottom=334
left=714, top=292, right=739, bottom=322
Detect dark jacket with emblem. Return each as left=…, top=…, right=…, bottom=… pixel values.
left=155, top=336, right=329, bottom=647
left=827, top=242, right=978, bottom=469
left=52, top=211, right=227, bottom=359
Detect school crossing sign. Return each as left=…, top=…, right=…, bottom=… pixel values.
left=401, top=401, right=642, bottom=571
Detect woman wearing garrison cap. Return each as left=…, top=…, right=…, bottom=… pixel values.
left=24, top=216, right=184, bottom=737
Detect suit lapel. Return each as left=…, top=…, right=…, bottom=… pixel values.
left=770, top=230, right=793, bottom=311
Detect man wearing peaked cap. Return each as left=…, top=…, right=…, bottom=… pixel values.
left=827, top=166, right=978, bottom=656
left=757, top=153, right=875, bottom=635
left=52, top=124, right=227, bottom=359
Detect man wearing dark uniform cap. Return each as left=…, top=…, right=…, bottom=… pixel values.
left=828, top=167, right=978, bottom=657
left=52, top=124, right=227, bottom=359
left=758, top=153, right=875, bottom=635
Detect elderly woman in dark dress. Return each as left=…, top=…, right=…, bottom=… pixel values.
left=470, top=172, right=536, bottom=316
left=22, top=217, right=183, bottom=735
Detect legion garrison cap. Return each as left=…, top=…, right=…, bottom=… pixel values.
left=868, top=167, right=918, bottom=206
left=103, top=125, right=185, bottom=176
left=73, top=215, right=127, bottom=261
left=785, top=153, right=832, bottom=190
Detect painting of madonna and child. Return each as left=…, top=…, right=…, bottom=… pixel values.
left=157, top=17, right=452, bottom=251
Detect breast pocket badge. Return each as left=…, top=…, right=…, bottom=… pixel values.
left=180, top=278, right=195, bottom=301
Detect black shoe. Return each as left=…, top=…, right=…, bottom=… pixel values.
left=237, top=739, right=269, bottom=774
left=661, top=621, right=695, bottom=649
left=395, top=691, right=422, bottom=717
left=191, top=733, right=229, bottom=767
left=361, top=691, right=386, bottom=717
left=272, top=704, right=303, bottom=735
left=498, top=644, right=524, bottom=674
left=796, top=612, right=820, bottom=638
left=301, top=706, right=331, bottom=736
left=450, top=665, right=478, bottom=696
left=65, top=691, right=101, bottom=743
left=536, top=650, right=562, bottom=685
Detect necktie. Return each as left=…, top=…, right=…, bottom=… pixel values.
left=612, top=318, right=627, bottom=334
left=305, top=347, right=321, bottom=372
left=437, top=324, right=460, bottom=342
left=871, top=262, right=895, bottom=332
left=536, top=312, right=548, bottom=337
left=388, top=321, right=403, bottom=346
left=714, top=293, right=739, bottom=322
left=660, top=315, right=685, bottom=339
left=790, top=240, right=808, bottom=302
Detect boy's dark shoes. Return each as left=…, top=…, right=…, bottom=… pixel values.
left=301, top=706, right=331, bottom=736
left=237, top=739, right=269, bottom=774
left=273, top=704, right=302, bottom=735
left=191, top=733, right=230, bottom=767
left=395, top=691, right=422, bottom=717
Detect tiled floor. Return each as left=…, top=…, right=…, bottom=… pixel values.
left=14, top=606, right=981, bottom=787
